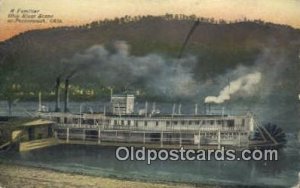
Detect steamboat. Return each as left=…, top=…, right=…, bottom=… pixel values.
left=37, top=90, right=286, bottom=150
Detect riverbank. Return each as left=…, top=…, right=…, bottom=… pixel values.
left=0, top=163, right=207, bottom=188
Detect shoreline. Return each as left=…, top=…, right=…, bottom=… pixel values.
left=0, top=145, right=287, bottom=188
left=0, top=162, right=212, bottom=188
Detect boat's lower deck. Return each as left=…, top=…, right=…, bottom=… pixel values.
left=54, top=126, right=250, bottom=148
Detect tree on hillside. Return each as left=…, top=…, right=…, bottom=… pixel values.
left=0, top=38, right=32, bottom=116
left=0, top=54, right=22, bottom=116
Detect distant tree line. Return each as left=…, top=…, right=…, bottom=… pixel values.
left=61, top=13, right=291, bottom=30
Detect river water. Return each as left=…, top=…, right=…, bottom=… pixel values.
left=0, top=100, right=299, bottom=187
left=0, top=142, right=299, bottom=187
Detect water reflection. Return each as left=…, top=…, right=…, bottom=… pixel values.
left=1, top=143, right=299, bottom=187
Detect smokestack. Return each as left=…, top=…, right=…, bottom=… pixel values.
left=172, top=104, right=176, bottom=116
left=178, top=104, right=182, bottom=115
left=110, top=87, right=113, bottom=102
left=205, top=103, right=212, bottom=115
left=145, top=101, right=148, bottom=117
left=152, top=102, right=156, bottom=114
left=38, top=91, right=42, bottom=112
left=222, top=107, right=225, bottom=117
left=55, top=77, right=60, bottom=112
left=64, top=78, right=69, bottom=113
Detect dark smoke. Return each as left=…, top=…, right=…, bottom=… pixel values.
left=67, top=41, right=198, bottom=98
left=66, top=41, right=298, bottom=103
left=55, top=77, right=60, bottom=112
left=64, top=78, right=69, bottom=112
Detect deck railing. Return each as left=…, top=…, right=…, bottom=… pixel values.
left=55, top=123, right=248, bottom=132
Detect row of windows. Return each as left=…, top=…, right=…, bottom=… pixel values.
left=200, top=132, right=248, bottom=137
left=113, top=106, right=126, bottom=109
left=73, top=118, right=244, bottom=128
left=114, top=120, right=157, bottom=127
left=166, top=120, right=235, bottom=126
left=113, top=119, right=238, bottom=127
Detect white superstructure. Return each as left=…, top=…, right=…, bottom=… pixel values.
left=111, top=94, right=135, bottom=115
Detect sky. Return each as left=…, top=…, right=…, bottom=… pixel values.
left=0, top=0, right=300, bottom=41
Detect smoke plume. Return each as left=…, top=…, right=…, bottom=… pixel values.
left=204, top=71, right=262, bottom=103
left=66, top=41, right=296, bottom=105
left=67, top=41, right=198, bottom=98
